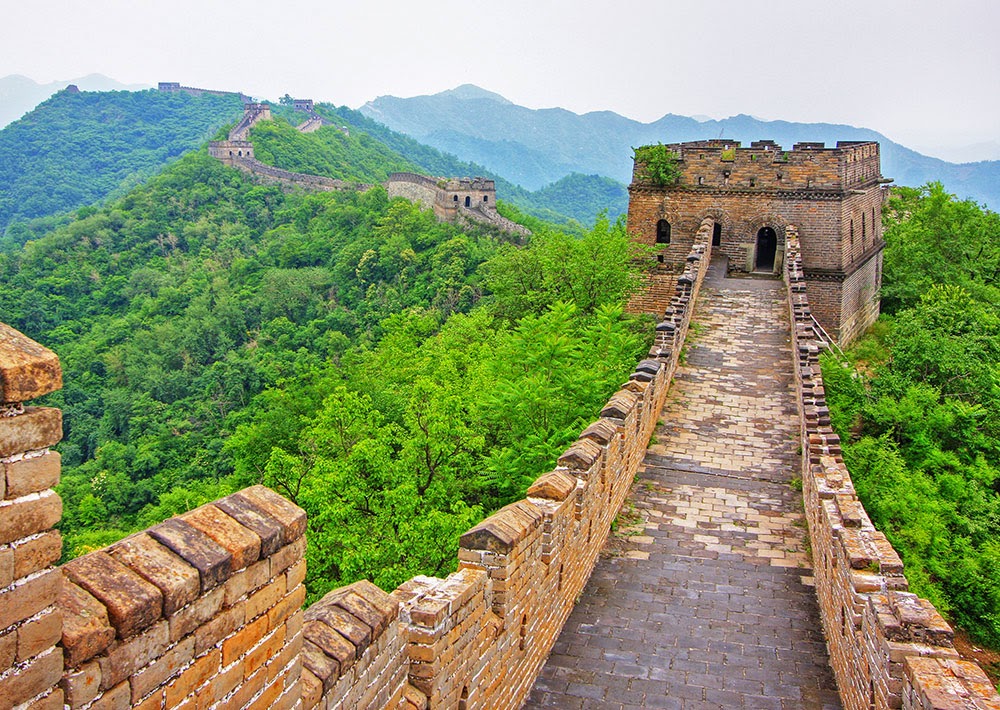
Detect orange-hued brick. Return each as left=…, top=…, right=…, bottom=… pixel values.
left=101, top=620, right=169, bottom=689
left=222, top=613, right=268, bottom=666
left=133, top=688, right=165, bottom=710
left=268, top=583, right=306, bottom=631
left=0, top=323, right=62, bottom=402
left=129, top=636, right=195, bottom=702
left=285, top=559, right=306, bottom=589
left=165, top=648, right=221, bottom=707
left=89, top=680, right=130, bottom=710
left=246, top=673, right=284, bottom=710
left=181, top=505, right=261, bottom=571
left=202, top=659, right=244, bottom=708
left=245, top=575, right=286, bottom=622
left=217, top=664, right=266, bottom=710
left=4, top=451, right=60, bottom=498
left=16, top=607, right=61, bottom=661
left=13, top=528, right=61, bottom=578
left=167, top=586, right=224, bottom=643
left=194, top=602, right=244, bottom=656
left=0, top=646, right=63, bottom=707
left=245, top=624, right=286, bottom=679
left=0, top=566, right=61, bottom=630
left=60, top=660, right=102, bottom=708
left=0, top=489, right=62, bottom=546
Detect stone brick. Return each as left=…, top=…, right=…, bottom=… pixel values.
left=557, top=438, right=602, bottom=470
left=0, top=407, right=62, bottom=458
left=167, top=586, right=223, bottom=643
left=221, top=613, right=268, bottom=666
left=0, top=489, right=62, bottom=545
left=59, top=579, right=116, bottom=666
left=233, top=485, right=307, bottom=545
left=245, top=624, right=285, bottom=678
left=0, top=544, right=11, bottom=587
left=300, top=668, right=323, bottom=708
left=16, top=607, right=61, bottom=661
left=0, top=646, right=62, bottom=707
left=304, top=620, right=355, bottom=675
left=108, top=532, right=200, bottom=616
left=214, top=493, right=285, bottom=558
left=181, top=504, right=262, bottom=571
left=223, top=558, right=270, bottom=608
left=60, top=660, right=102, bottom=708
left=205, top=658, right=244, bottom=707
left=245, top=575, right=286, bottom=622
left=130, top=635, right=195, bottom=702
left=301, top=639, right=341, bottom=690
left=268, top=582, right=306, bottom=631
left=0, top=322, right=62, bottom=402
left=4, top=450, right=60, bottom=498
left=193, top=602, right=244, bottom=656
left=101, top=620, right=169, bottom=689
left=90, top=680, right=131, bottom=710
left=305, top=600, right=371, bottom=650
left=149, top=518, right=233, bottom=592
left=30, top=689, right=65, bottom=710
left=526, top=470, right=577, bottom=501
left=0, top=566, right=61, bottom=630
left=63, top=550, right=163, bottom=639
left=165, top=648, right=220, bottom=707
left=460, top=501, right=543, bottom=555
left=0, top=628, right=15, bottom=669
left=13, top=528, right=61, bottom=578
left=271, top=536, right=305, bottom=575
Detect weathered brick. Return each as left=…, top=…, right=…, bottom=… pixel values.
left=300, top=667, right=323, bottom=709
left=232, top=485, right=306, bottom=545
left=0, top=322, right=62, bottom=402
left=149, top=518, right=233, bottom=592
left=271, top=536, right=306, bottom=576
left=246, top=575, right=286, bottom=622
left=29, top=688, right=64, bottom=710
left=286, top=558, right=306, bottom=590
left=60, top=660, right=102, bottom=708
left=167, top=586, right=224, bottom=643
left=63, top=550, right=163, bottom=639
left=214, top=493, right=284, bottom=558
left=268, top=583, right=306, bottom=631
left=100, top=620, right=169, bottom=689
left=304, top=620, right=355, bottom=675
left=89, top=679, right=131, bottom=710
left=223, top=558, right=270, bottom=608
left=130, top=635, right=195, bottom=702
left=0, top=646, right=62, bottom=706
left=204, top=658, right=244, bottom=707
left=0, top=407, right=62, bottom=458
left=246, top=672, right=284, bottom=710
left=0, top=489, right=62, bottom=545
left=245, top=624, right=285, bottom=678
left=221, top=613, right=268, bottom=666
left=193, top=602, right=244, bottom=656
left=109, top=532, right=200, bottom=616
left=13, top=528, right=61, bottom=578
left=4, top=451, right=59, bottom=498
left=305, top=598, right=371, bottom=650
left=16, top=607, right=61, bottom=661
left=58, top=579, right=115, bottom=666
left=0, top=628, right=15, bottom=669
left=217, top=663, right=266, bottom=710
left=181, top=504, right=262, bottom=571
left=301, top=639, right=340, bottom=691
left=526, top=470, right=577, bottom=501
left=0, top=566, right=61, bottom=630
left=165, top=648, right=220, bottom=707
left=0, top=544, right=11, bottom=587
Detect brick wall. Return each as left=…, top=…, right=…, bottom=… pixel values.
left=784, top=230, right=1000, bottom=710
left=0, top=323, right=65, bottom=710
left=0, top=221, right=710, bottom=710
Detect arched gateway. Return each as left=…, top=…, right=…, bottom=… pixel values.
left=626, top=139, right=888, bottom=345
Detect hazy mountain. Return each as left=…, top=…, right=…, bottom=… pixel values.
left=360, top=86, right=1000, bottom=210
left=0, top=73, right=149, bottom=128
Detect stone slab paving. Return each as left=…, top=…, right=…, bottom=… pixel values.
left=524, top=260, right=842, bottom=709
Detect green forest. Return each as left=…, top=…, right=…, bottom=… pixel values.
left=822, top=184, right=1000, bottom=650
left=0, top=89, right=243, bottom=231
left=0, top=147, right=650, bottom=604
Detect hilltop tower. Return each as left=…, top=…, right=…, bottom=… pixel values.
left=627, top=140, right=888, bottom=344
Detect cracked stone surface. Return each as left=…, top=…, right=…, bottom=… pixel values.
left=524, top=260, right=842, bottom=709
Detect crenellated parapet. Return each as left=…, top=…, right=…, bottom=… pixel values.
left=784, top=229, right=1000, bottom=710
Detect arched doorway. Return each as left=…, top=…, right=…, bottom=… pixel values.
left=755, top=227, right=777, bottom=271
left=712, top=223, right=722, bottom=247
left=464, top=195, right=471, bottom=207
left=655, top=219, right=671, bottom=244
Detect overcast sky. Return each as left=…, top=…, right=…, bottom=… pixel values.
left=3, top=0, right=997, bottom=159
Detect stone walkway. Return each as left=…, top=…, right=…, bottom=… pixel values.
left=524, top=259, right=841, bottom=709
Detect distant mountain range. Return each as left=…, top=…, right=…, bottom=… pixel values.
left=360, top=85, right=1000, bottom=210
left=0, top=74, right=150, bottom=128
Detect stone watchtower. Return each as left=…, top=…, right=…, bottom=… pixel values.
left=627, top=140, right=888, bottom=344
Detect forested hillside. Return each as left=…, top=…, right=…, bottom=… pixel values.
left=822, top=184, right=1000, bottom=653
left=0, top=88, right=243, bottom=233
left=0, top=145, right=649, bottom=603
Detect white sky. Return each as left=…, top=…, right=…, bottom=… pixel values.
left=2, top=0, right=998, bottom=156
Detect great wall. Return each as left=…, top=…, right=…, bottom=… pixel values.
left=207, top=99, right=528, bottom=237
left=0, top=119, right=998, bottom=708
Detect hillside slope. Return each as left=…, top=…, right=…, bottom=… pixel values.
left=0, top=88, right=244, bottom=233
left=361, top=85, right=1000, bottom=209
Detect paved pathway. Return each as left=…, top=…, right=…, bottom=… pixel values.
left=524, top=260, right=841, bottom=709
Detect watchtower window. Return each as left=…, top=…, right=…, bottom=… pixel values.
left=712, top=222, right=721, bottom=247
left=465, top=196, right=471, bottom=207
left=483, top=195, right=488, bottom=203
left=862, top=212, right=867, bottom=244
left=749, top=178, right=756, bottom=187
left=655, top=219, right=671, bottom=244
left=453, top=195, right=458, bottom=202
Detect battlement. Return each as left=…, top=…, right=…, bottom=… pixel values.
left=157, top=81, right=250, bottom=103
left=386, top=172, right=528, bottom=236
left=292, top=99, right=314, bottom=112
left=208, top=140, right=255, bottom=163
left=632, top=140, right=883, bottom=192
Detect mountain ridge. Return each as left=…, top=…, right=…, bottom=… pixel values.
left=359, top=85, right=1000, bottom=209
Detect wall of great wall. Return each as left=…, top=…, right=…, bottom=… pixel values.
left=0, top=224, right=711, bottom=708
left=784, top=229, right=1000, bottom=709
